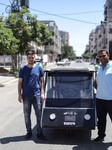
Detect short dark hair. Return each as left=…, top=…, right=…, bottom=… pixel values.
left=97, top=49, right=109, bottom=56
left=26, top=50, right=35, bottom=56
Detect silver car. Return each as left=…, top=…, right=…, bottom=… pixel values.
left=57, top=59, right=70, bottom=66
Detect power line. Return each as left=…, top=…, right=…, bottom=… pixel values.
left=0, top=2, right=101, bottom=25
left=42, top=10, right=103, bottom=16
left=32, top=10, right=103, bottom=16
left=30, top=8, right=99, bottom=25
left=0, top=2, right=8, bottom=7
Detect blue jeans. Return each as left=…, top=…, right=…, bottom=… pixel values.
left=23, top=96, right=42, bottom=134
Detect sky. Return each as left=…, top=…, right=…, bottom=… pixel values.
left=0, top=0, right=106, bottom=56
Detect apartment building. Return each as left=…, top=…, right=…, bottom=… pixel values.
left=104, top=0, right=112, bottom=59
left=89, top=30, right=96, bottom=54
left=39, top=20, right=61, bottom=62
left=59, top=30, right=69, bottom=46
left=88, top=0, right=112, bottom=59
left=85, top=44, right=90, bottom=53
left=28, top=20, right=70, bottom=62
left=88, top=24, right=107, bottom=56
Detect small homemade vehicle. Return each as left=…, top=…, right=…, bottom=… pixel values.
left=41, top=67, right=96, bottom=130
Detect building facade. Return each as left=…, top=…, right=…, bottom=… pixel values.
left=87, top=0, right=112, bottom=59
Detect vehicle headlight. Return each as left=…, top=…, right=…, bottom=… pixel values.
left=84, top=114, right=91, bottom=120
left=49, top=113, right=56, bottom=121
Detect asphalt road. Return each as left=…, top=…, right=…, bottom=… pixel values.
left=0, top=62, right=112, bottom=150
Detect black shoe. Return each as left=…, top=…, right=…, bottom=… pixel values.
left=94, top=136, right=104, bottom=142
left=37, top=133, right=46, bottom=140
left=25, top=132, right=32, bottom=140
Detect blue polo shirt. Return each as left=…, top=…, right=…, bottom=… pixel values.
left=96, top=62, right=112, bottom=100
left=19, top=64, right=44, bottom=97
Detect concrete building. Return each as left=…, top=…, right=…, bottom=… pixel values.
left=87, top=0, right=112, bottom=59
left=89, top=30, right=96, bottom=54
left=104, top=0, right=112, bottom=59
left=85, top=44, right=90, bottom=53
left=88, top=24, right=107, bottom=57
left=59, top=30, right=69, bottom=46
left=39, top=20, right=61, bottom=62
left=95, top=24, right=107, bottom=52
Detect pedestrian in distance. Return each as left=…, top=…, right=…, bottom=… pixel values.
left=18, top=49, right=46, bottom=140
left=94, top=49, right=112, bottom=142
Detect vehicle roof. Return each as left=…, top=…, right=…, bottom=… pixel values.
left=45, top=66, right=95, bottom=72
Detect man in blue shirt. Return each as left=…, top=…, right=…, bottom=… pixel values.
left=18, top=50, right=46, bottom=140
left=94, top=49, right=112, bottom=142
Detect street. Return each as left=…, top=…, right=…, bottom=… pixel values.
left=0, top=62, right=112, bottom=150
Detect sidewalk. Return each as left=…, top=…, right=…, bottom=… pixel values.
left=0, top=62, right=55, bottom=87
left=0, top=76, right=18, bottom=87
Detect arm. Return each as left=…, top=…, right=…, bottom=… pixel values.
left=40, top=77, right=45, bottom=102
left=18, top=78, right=23, bottom=103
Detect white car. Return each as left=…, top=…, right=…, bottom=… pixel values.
left=57, top=59, right=70, bottom=66
left=76, top=56, right=83, bottom=63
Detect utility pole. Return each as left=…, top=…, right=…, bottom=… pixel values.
left=5, top=0, right=29, bottom=13
left=5, top=0, right=30, bottom=69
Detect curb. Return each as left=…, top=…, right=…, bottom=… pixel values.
left=3, top=78, right=18, bottom=85
left=0, top=76, right=18, bottom=86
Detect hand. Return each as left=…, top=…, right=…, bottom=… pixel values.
left=41, top=93, right=45, bottom=102
left=18, top=94, right=23, bottom=103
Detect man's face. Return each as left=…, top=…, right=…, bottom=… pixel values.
left=98, top=51, right=109, bottom=65
left=27, top=54, right=35, bottom=65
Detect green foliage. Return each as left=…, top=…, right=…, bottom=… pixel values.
left=39, top=23, right=53, bottom=45
left=0, top=8, right=53, bottom=70
left=0, top=22, right=18, bottom=55
left=6, top=9, right=32, bottom=53
left=5, top=8, right=53, bottom=54
left=61, top=45, right=76, bottom=60
left=82, top=53, right=92, bottom=59
left=10, top=67, right=18, bottom=77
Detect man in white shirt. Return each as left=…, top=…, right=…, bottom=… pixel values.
left=94, top=49, right=112, bottom=142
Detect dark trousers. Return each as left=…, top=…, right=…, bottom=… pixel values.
left=96, top=99, right=112, bottom=137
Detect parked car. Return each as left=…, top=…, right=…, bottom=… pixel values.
left=57, top=59, right=71, bottom=66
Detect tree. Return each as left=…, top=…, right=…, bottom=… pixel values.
left=3, top=8, right=53, bottom=69
left=0, top=17, right=18, bottom=54
left=6, top=9, right=33, bottom=54
left=0, top=20, right=19, bottom=68
left=39, top=23, right=53, bottom=46
left=82, top=53, right=92, bottom=60
left=6, top=8, right=53, bottom=54
left=61, top=45, right=76, bottom=60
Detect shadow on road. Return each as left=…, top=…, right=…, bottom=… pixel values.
left=72, top=142, right=112, bottom=150
left=0, top=135, right=26, bottom=144
left=1, top=127, right=112, bottom=150
left=0, top=128, right=90, bottom=145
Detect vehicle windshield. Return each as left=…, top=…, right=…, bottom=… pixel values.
left=76, top=57, right=82, bottom=59
left=46, top=72, right=93, bottom=99
left=45, top=71, right=94, bottom=108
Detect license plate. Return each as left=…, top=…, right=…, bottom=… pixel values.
left=64, top=116, right=76, bottom=121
